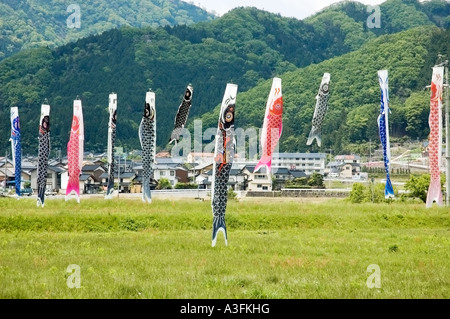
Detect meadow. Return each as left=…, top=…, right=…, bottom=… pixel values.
left=0, top=196, right=448, bottom=299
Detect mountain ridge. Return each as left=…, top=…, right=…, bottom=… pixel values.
left=0, top=0, right=215, bottom=60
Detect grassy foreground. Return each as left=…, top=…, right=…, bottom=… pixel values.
left=0, top=197, right=448, bottom=299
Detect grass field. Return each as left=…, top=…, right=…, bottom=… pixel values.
left=0, top=196, right=448, bottom=299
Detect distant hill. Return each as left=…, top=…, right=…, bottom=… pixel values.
left=0, top=0, right=215, bottom=60
left=0, top=0, right=448, bottom=157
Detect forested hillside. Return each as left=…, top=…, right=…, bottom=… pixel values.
left=0, top=0, right=215, bottom=60
left=0, top=0, right=448, bottom=157
left=197, top=27, right=450, bottom=158
left=307, top=0, right=450, bottom=36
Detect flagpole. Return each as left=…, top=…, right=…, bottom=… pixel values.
left=436, top=55, right=449, bottom=206
left=444, top=59, right=449, bottom=206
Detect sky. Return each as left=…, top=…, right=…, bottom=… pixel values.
left=184, top=0, right=387, bottom=20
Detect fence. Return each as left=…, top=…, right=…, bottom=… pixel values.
left=247, top=189, right=351, bottom=198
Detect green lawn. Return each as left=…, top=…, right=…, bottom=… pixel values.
left=0, top=197, right=448, bottom=299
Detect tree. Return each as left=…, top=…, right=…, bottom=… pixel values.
left=405, top=174, right=429, bottom=203
left=308, top=173, right=325, bottom=188
left=404, top=174, right=445, bottom=203
left=404, top=91, right=430, bottom=139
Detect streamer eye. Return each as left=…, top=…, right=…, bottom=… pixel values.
left=14, top=118, right=20, bottom=130
left=322, top=83, right=329, bottom=93
left=42, top=116, right=50, bottom=131
left=222, top=104, right=235, bottom=129
left=184, top=89, right=192, bottom=100
left=144, top=103, right=150, bottom=118
left=225, top=112, right=233, bottom=123
left=149, top=106, right=155, bottom=120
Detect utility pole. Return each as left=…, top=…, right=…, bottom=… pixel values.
left=328, top=148, right=332, bottom=189
left=118, top=154, right=121, bottom=198
left=5, top=150, right=8, bottom=192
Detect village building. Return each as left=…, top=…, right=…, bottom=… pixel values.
left=272, top=152, right=326, bottom=175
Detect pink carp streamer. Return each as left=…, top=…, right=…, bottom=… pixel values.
left=66, top=99, right=84, bottom=203
left=254, top=77, right=283, bottom=174
left=426, top=66, right=444, bottom=208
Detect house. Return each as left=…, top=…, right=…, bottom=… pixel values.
left=242, top=165, right=272, bottom=192
left=327, top=161, right=344, bottom=177
left=197, top=166, right=243, bottom=191
left=18, top=159, right=37, bottom=189
left=48, top=159, right=67, bottom=168
left=197, top=169, right=213, bottom=190
left=272, top=153, right=326, bottom=175
left=289, top=170, right=308, bottom=179
left=270, top=168, right=310, bottom=190
left=155, top=157, right=185, bottom=167
left=175, top=167, right=189, bottom=184
left=129, top=175, right=157, bottom=193
left=60, top=163, right=104, bottom=194
left=0, top=168, right=15, bottom=189
left=272, top=167, right=291, bottom=182
left=92, top=159, right=107, bottom=167
left=61, top=170, right=102, bottom=195
left=30, top=165, right=66, bottom=193
left=330, top=155, right=361, bottom=178
left=132, top=162, right=189, bottom=189
left=0, top=157, right=14, bottom=186
left=80, top=174, right=98, bottom=194
left=115, top=158, right=134, bottom=173
left=81, top=164, right=105, bottom=183
left=153, top=165, right=177, bottom=186
left=156, top=151, right=171, bottom=158
left=228, top=168, right=246, bottom=191
left=153, top=165, right=189, bottom=187
left=100, top=170, right=137, bottom=193
left=272, top=167, right=292, bottom=190
left=191, top=162, right=214, bottom=183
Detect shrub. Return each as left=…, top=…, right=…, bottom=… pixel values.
left=156, top=178, right=172, bottom=190
left=175, top=183, right=198, bottom=189
left=228, top=188, right=237, bottom=200
left=348, top=183, right=366, bottom=203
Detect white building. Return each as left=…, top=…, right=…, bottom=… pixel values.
left=153, top=165, right=178, bottom=186
left=272, top=153, right=326, bottom=175
left=186, top=152, right=215, bottom=166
